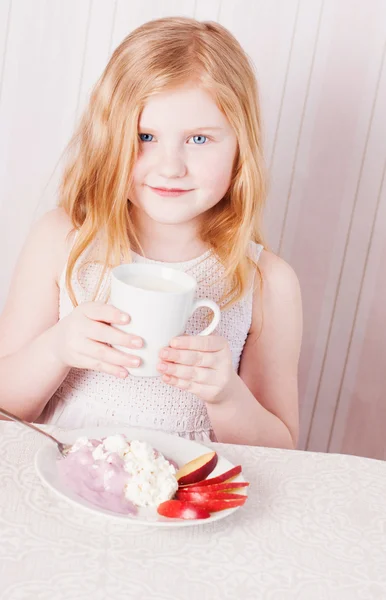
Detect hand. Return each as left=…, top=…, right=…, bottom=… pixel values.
left=52, top=301, right=143, bottom=378
left=157, top=335, right=236, bottom=403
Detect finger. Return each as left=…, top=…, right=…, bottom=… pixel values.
left=81, top=302, right=130, bottom=325
left=87, top=321, right=143, bottom=349
left=86, top=360, right=128, bottom=379
left=159, top=347, right=216, bottom=368
left=170, top=335, right=226, bottom=352
left=162, top=375, right=194, bottom=390
left=162, top=375, right=216, bottom=401
left=158, top=362, right=213, bottom=384
left=81, top=339, right=141, bottom=370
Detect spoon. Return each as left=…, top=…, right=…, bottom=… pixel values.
left=0, top=406, right=72, bottom=457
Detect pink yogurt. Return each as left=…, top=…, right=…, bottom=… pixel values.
left=57, top=441, right=137, bottom=515
left=57, top=437, right=180, bottom=515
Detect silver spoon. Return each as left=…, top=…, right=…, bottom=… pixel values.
left=0, top=406, right=72, bottom=457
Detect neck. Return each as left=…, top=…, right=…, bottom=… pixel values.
left=130, top=208, right=209, bottom=263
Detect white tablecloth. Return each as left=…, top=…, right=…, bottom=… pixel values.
left=1, top=423, right=386, bottom=600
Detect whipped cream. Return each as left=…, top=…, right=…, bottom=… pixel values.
left=121, top=439, right=178, bottom=507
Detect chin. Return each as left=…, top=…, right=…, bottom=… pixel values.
left=148, top=212, right=198, bottom=225
left=140, top=204, right=203, bottom=225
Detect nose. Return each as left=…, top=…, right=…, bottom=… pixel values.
left=156, top=146, right=187, bottom=179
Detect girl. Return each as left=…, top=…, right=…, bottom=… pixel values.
left=0, top=17, right=302, bottom=448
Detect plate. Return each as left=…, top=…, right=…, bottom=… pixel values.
left=34, top=426, right=247, bottom=527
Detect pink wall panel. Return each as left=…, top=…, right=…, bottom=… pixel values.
left=328, top=165, right=386, bottom=459
left=1, top=0, right=386, bottom=458
left=274, top=0, right=386, bottom=453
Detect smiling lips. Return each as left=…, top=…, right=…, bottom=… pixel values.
left=148, top=185, right=193, bottom=197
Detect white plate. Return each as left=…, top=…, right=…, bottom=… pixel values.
left=34, top=426, right=247, bottom=527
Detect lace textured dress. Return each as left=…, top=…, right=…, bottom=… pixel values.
left=38, top=242, right=263, bottom=442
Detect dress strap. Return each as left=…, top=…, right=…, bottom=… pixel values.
left=249, top=241, right=264, bottom=264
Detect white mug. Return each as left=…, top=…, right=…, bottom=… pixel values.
left=110, top=263, right=221, bottom=377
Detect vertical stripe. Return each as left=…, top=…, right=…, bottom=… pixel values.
left=268, top=0, right=301, bottom=171
left=327, top=156, right=386, bottom=452
left=278, top=0, right=325, bottom=255
left=107, top=0, right=118, bottom=57
left=74, top=0, right=93, bottom=124
left=0, top=0, right=12, bottom=109
left=216, top=0, right=222, bottom=22
left=306, top=39, right=386, bottom=450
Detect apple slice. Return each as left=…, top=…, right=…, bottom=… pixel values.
left=178, top=464, right=242, bottom=487
left=181, top=496, right=246, bottom=512
left=157, top=499, right=211, bottom=520
left=181, top=481, right=249, bottom=493
left=176, top=490, right=247, bottom=502
left=176, top=451, right=218, bottom=486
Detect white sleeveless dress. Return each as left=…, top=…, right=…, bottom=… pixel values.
left=39, top=242, right=263, bottom=442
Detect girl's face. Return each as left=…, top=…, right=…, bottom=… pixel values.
left=130, top=84, right=238, bottom=225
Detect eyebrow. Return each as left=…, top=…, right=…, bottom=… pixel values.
left=138, top=126, right=224, bottom=134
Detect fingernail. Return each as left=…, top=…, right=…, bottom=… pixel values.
left=119, top=370, right=128, bottom=378
left=129, top=357, right=141, bottom=367
left=120, top=313, right=130, bottom=323
left=160, top=349, right=169, bottom=359
left=158, top=362, right=167, bottom=372
left=132, top=338, right=143, bottom=348
left=170, top=339, right=180, bottom=348
left=163, top=374, right=171, bottom=382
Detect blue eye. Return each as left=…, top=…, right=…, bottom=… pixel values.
left=190, top=135, right=208, bottom=144
left=139, top=133, right=153, bottom=142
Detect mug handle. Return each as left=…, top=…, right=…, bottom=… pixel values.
left=191, top=299, right=221, bottom=336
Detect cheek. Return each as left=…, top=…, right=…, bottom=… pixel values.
left=132, top=153, right=149, bottom=184
left=128, top=157, right=149, bottom=206
left=194, top=150, right=235, bottom=195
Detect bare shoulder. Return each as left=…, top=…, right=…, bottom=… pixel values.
left=36, top=206, right=73, bottom=231
left=27, top=207, right=75, bottom=283
left=251, top=249, right=302, bottom=331
left=0, top=208, right=75, bottom=356
left=258, top=249, right=300, bottom=291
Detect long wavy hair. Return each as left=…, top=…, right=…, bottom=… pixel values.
left=59, top=16, right=267, bottom=309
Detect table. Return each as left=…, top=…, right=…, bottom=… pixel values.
left=1, top=423, right=386, bottom=600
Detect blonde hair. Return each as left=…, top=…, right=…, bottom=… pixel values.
left=59, top=16, right=266, bottom=309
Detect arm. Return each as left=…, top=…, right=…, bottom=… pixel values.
left=207, top=251, right=302, bottom=448
left=0, top=208, right=146, bottom=422
left=0, top=209, right=74, bottom=421
left=158, top=250, right=302, bottom=448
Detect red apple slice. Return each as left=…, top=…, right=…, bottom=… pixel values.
left=176, top=490, right=247, bottom=502
left=181, top=481, right=249, bottom=493
left=184, top=497, right=247, bottom=512
left=157, top=499, right=210, bottom=520
left=178, top=464, right=242, bottom=487
left=176, top=451, right=218, bottom=486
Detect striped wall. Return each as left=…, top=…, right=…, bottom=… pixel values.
left=1, top=0, right=386, bottom=458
